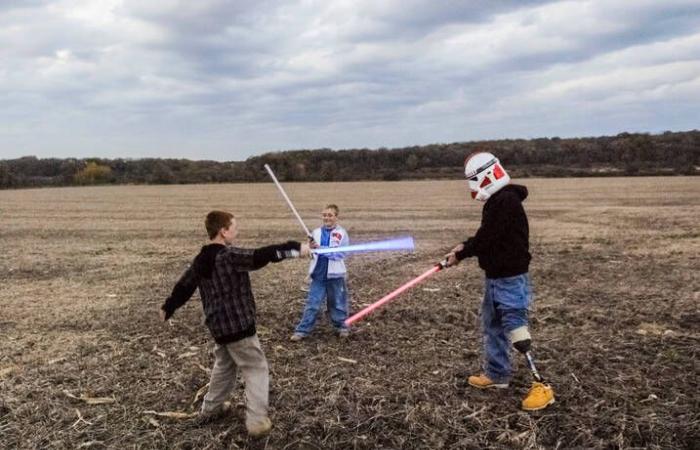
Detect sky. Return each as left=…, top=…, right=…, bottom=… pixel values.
left=1, top=0, right=699, bottom=162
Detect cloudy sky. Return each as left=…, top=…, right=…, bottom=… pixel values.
left=1, top=0, right=699, bottom=161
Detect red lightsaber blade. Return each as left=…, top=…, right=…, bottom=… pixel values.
left=345, top=260, right=448, bottom=326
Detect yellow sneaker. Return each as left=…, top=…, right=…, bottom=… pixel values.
left=467, top=373, right=509, bottom=389
left=522, top=382, right=555, bottom=411
left=247, top=417, right=272, bottom=438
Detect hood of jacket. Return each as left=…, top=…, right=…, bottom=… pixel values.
left=497, top=183, right=528, bottom=201
left=193, top=243, right=226, bottom=279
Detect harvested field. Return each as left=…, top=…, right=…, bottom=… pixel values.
left=0, top=177, right=698, bottom=449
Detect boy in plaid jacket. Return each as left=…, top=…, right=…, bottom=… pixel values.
left=160, top=210, right=309, bottom=437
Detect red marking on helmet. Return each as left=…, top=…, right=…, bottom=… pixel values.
left=493, top=164, right=505, bottom=179
left=470, top=190, right=477, bottom=199
left=480, top=177, right=491, bottom=188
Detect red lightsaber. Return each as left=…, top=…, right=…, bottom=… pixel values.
left=345, top=260, right=449, bottom=326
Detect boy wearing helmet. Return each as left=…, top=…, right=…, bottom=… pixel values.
left=444, top=152, right=555, bottom=411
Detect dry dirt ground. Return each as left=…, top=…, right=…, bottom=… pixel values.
left=1, top=177, right=698, bottom=450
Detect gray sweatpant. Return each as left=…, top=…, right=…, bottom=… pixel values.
left=201, top=334, right=269, bottom=426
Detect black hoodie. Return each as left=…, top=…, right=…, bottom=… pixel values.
left=456, top=184, right=531, bottom=278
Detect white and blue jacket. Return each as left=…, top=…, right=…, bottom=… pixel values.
left=308, top=225, right=349, bottom=279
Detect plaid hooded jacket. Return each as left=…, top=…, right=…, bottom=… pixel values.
left=162, top=241, right=301, bottom=344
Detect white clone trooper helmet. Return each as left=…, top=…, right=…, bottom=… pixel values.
left=464, top=152, right=510, bottom=201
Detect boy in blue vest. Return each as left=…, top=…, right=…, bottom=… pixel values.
left=290, top=204, right=350, bottom=340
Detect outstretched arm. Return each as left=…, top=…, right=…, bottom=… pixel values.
left=224, top=241, right=309, bottom=271
left=160, top=266, right=198, bottom=320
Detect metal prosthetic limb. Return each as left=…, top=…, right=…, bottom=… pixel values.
left=510, top=327, right=545, bottom=383
left=523, top=349, right=544, bottom=382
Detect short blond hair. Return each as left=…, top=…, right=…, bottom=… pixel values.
left=324, top=204, right=339, bottom=216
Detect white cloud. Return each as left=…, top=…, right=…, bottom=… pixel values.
left=0, top=0, right=698, bottom=160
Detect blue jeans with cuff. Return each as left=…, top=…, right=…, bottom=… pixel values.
left=481, top=273, right=531, bottom=383
left=294, top=277, right=349, bottom=336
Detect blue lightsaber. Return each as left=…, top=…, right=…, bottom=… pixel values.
left=312, top=236, right=414, bottom=255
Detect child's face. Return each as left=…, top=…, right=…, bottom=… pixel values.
left=221, top=218, right=238, bottom=244
left=321, top=208, right=338, bottom=229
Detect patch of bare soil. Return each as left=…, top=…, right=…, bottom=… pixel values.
left=1, top=178, right=698, bottom=449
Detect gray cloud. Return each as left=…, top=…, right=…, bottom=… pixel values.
left=1, top=0, right=699, bottom=160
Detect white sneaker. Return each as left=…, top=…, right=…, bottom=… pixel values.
left=289, top=333, right=305, bottom=342
left=247, top=417, right=272, bottom=438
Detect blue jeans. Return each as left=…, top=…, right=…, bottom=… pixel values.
left=294, top=277, right=349, bottom=336
left=481, top=273, right=531, bottom=383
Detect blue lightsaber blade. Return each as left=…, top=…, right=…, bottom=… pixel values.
left=311, top=236, right=415, bottom=255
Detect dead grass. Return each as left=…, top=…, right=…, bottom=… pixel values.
left=1, top=177, right=698, bottom=449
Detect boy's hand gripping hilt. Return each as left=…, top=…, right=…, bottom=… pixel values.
left=436, top=258, right=450, bottom=270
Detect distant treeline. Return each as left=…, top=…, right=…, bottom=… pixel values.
left=1, top=130, right=698, bottom=189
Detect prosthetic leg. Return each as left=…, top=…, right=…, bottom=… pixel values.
left=510, top=327, right=544, bottom=382
left=509, top=326, right=555, bottom=410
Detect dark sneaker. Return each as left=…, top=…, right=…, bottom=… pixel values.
left=194, top=402, right=231, bottom=426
